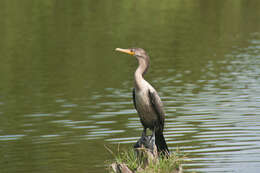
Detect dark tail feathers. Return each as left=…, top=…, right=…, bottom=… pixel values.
left=155, top=130, right=169, bottom=155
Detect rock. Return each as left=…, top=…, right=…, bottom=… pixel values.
left=111, top=163, right=133, bottom=173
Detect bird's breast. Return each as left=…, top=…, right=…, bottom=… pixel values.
left=135, top=88, right=157, bottom=128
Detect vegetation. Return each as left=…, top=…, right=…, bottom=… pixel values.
left=106, top=146, right=186, bottom=173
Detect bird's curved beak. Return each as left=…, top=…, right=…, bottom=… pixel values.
left=115, top=48, right=135, bottom=56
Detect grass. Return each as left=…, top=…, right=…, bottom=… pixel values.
left=106, top=145, right=186, bottom=173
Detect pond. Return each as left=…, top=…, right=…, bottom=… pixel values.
left=0, top=0, right=260, bottom=172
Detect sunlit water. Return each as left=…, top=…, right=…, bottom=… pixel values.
left=0, top=1, right=260, bottom=173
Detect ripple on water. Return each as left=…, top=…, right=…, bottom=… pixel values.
left=91, top=109, right=135, bottom=119
left=95, top=121, right=115, bottom=124
left=105, top=137, right=140, bottom=144
left=0, top=134, right=25, bottom=141
left=24, top=113, right=53, bottom=117
left=61, top=103, right=78, bottom=108
left=40, top=134, right=61, bottom=138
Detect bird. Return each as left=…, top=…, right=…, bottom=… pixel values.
left=115, top=47, right=169, bottom=155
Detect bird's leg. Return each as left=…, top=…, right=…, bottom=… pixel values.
left=148, top=130, right=155, bottom=153
left=150, top=130, right=155, bottom=144
left=142, top=128, right=147, bottom=138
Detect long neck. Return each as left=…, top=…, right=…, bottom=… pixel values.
left=134, top=58, right=149, bottom=90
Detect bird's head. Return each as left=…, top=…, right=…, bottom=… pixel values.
left=115, top=48, right=149, bottom=61
left=115, top=47, right=150, bottom=74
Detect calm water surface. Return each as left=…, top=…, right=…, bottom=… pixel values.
left=0, top=1, right=260, bottom=173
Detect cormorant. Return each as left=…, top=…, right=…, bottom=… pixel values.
left=115, top=48, right=169, bottom=155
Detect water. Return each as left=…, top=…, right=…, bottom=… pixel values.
left=0, top=0, right=260, bottom=172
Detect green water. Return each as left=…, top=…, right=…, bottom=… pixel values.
left=0, top=0, right=260, bottom=172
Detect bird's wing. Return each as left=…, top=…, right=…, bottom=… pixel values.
left=148, top=90, right=165, bottom=129
left=132, top=88, right=137, bottom=110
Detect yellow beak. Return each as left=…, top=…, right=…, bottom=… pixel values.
left=115, top=48, right=135, bottom=56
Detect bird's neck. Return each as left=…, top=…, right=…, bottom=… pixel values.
left=134, top=59, right=149, bottom=90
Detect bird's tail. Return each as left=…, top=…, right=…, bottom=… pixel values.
left=155, top=130, right=169, bottom=155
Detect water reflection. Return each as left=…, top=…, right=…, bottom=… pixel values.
left=0, top=1, right=260, bottom=173
left=1, top=36, right=260, bottom=172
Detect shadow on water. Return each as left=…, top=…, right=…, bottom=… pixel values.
left=0, top=0, right=260, bottom=173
